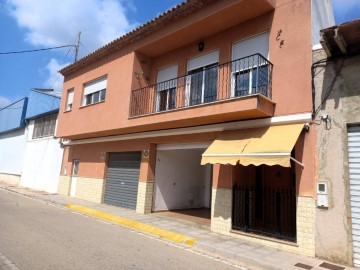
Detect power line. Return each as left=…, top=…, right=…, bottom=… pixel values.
left=0, top=45, right=77, bottom=55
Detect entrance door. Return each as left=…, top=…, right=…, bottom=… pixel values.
left=348, top=126, right=360, bottom=267
left=104, top=152, right=141, bottom=209
left=70, top=160, right=79, bottom=197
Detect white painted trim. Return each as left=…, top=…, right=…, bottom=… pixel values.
left=202, top=153, right=290, bottom=157
left=157, top=142, right=211, bottom=151
left=63, top=113, right=311, bottom=146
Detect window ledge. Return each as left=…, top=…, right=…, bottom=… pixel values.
left=29, top=136, right=56, bottom=142
left=64, top=109, right=72, bottom=113
left=79, top=100, right=105, bottom=109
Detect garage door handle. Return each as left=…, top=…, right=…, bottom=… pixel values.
left=121, top=182, right=125, bottom=185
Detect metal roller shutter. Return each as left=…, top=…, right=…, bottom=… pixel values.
left=104, top=152, right=141, bottom=209
left=348, top=126, right=360, bottom=267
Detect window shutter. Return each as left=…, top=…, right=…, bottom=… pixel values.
left=187, top=50, right=219, bottom=72
left=67, top=90, right=74, bottom=105
left=232, top=32, right=269, bottom=61
left=157, top=65, right=178, bottom=91
left=84, top=77, right=107, bottom=95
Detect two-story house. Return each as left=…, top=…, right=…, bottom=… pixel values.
left=56, top=0, right=334, bottom=257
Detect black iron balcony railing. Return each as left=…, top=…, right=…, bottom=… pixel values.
left=232, top=185, right=296, bottom=242
left=129, top=53, right=273, bottom=117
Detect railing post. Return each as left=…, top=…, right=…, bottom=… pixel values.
left=245, top=188, right=249, bottom=231
left=276, top=190, right=281, bottom=235
left=256, top=54, right=259, bottom=94
left=232, top=184, right=236, bottom=230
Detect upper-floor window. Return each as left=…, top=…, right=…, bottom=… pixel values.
left=231, top=32, right=269, bottom=97
left=32, top=114, right=57, bottom=139
left=156, top=64, right=178, bottom=112
left=186, top=50, right=219, bottom=106
left=66, top=89, right=74, bottom=111
left=83, top=76, right=107, bottom=106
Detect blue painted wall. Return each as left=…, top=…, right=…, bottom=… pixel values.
left=25, top=90, right=61, bottom=120
left=0, top=98, right=28, bottom=134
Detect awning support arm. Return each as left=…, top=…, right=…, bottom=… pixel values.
left=290, top=157, right=304, bottom=169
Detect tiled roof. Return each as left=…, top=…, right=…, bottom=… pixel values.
left=59, top=0, right=213, bottom=76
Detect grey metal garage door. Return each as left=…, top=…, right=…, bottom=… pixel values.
left=104, top=152, right=141, bottom=209
left=348, top=126, right=360, bottom=267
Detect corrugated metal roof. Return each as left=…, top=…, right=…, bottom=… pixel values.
left=25, top=90, right=61, bottom=120
left=0, top=98, right=28, bottom=134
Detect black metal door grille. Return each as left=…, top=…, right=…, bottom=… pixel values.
left=232, top=186, right=296, bottom=242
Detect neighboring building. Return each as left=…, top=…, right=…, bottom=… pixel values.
left=314, top=19, right=360, bottom=266
left=0, top=98, right=28, bottom=184
left=56, top=0, right=333, bottom=257
left=0, top=89, right=63, bottom=193
left=19, top=90, right=63, bottom=193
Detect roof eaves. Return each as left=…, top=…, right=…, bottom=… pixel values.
left=59, top=0, right=210, bottom=76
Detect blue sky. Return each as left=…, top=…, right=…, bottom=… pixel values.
left=0, top=0, right=359, bottom=108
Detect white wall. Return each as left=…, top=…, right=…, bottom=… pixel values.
left=19, top=120, right=63, bottom=193
left=0, top=127, right=27, bottom=181
left=153, top=149, right=211, bottom=211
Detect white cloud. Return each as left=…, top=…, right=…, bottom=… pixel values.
left=0, top=96, right=12, bottom=109
left=6, top=0, right=137, bottom=55
left=43, top=59, right=71, bottom=92
left=6, top=0, right=138, bottom=92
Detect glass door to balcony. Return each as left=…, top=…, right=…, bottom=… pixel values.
left=158, top=86, right=176, bottom=111
left=156, top=64, right=178, bottom=112
left=188, top=63, right=218, bottom=106
left=233, top=63, right=269, bottom=97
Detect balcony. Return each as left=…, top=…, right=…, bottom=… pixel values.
left=129, top=54, right=273, bottom=118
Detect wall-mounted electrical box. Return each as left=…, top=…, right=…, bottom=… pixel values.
left=317, top=182, right=329, bottom=208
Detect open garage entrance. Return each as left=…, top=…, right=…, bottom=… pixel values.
left=152, top=144, right=212, bottom=226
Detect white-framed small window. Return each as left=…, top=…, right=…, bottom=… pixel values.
left=82, top=76, right=107, bottom=106
left=66, top=89, right=74, bottom=111
left=156, top=65, right=178, bottom=112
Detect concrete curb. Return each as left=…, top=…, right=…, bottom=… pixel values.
left=66, top=204, right=198, bottom=247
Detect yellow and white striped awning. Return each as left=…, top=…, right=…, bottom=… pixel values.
left=201, top=124, right=304, bottom=167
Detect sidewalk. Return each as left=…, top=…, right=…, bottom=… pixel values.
left=0, top=181, right=354, bottom=270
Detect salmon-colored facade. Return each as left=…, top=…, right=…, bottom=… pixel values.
left=56, top=0, right=333, bottom=258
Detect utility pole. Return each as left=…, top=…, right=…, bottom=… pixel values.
left=74, top=31, right=81, bottom=62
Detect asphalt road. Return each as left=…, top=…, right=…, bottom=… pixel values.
left=0, top=189, right=240, bottom=270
